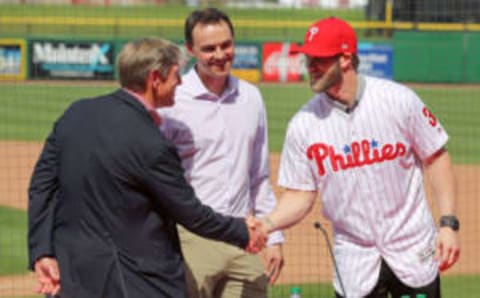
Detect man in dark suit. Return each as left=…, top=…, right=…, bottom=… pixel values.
left=28, top=38, right=265, bottom=298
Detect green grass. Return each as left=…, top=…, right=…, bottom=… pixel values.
left=262, top=82, right=314, bottom=149
left=270, top=276, right=480, bottom=298
left=0, top=206, right=29, bottom=275
left=0, top=4, right=364, bottom=20
left=270, top=282, right=334, bottom=297
left=1, top=82, right=479, bottom=164
left=0, top=84, right=112, bottom=141
left=442, top=274, right=480, bottom=297
left=0, top=4, right=372, bottom=42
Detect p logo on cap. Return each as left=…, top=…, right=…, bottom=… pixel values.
left=307, top=26, right=319, bottom=42
left=291, top=17, right=357, bottom=58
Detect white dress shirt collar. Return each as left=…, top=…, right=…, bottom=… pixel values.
left=183, top=67, right=239, bottom=103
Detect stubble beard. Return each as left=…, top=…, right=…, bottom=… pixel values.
left=309, top=62, right=341, bottom=94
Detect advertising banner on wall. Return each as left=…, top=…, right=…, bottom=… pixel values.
left=0, top=39, right=26, bottom=80
left=357, top=43, right=393, bottom=79
left=29, top=39, right=115, bottom=80
left=262, top=42, right=393, bottom=82
left=262, top=42, right=306, bottom=83
left=231, top=43, right=261, bottom=83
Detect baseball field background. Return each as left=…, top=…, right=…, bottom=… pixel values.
left=1, top=2, right=480, bottom=297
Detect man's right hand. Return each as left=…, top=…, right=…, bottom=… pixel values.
left=34, top=257, right=60, bottom=296
left=245, top=216, right=268, bottom=253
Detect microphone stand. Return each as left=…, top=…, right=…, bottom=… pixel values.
left=314, top=221, right=348, bottom=298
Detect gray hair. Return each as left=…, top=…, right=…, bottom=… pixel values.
left=118, top=37, right=182, bottom=92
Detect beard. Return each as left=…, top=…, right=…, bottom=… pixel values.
left=309, top=61, right=342, bottom=94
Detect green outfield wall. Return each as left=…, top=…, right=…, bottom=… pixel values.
left=393, top=31, right=480, bottom=83
left=4, top=33, right=480, bottom=84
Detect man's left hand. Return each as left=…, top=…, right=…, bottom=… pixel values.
left=435, top=227, right=460, bottom=272
left=34, top=257, right=60, bottom=296
left=262, top=244, right=284, bottom=284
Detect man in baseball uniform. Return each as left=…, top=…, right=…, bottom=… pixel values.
left=260, top=17, right=460, bottom=297
left=158, top=8, right=284, bottom=298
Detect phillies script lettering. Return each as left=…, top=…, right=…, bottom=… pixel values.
left=307, top=140, right=407, bottom=176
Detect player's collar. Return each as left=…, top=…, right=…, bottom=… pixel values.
left=326, top=75, right=366, bottom=114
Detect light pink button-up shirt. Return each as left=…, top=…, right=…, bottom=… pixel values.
left=159, top=68, right=283, bottom=245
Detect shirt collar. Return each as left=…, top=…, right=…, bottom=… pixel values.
left=123, top=88, right=161, bottom=126
left=182, top=67, right=239, bottom=102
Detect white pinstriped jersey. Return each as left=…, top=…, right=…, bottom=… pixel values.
left=278, top=76, right=448, bottom=297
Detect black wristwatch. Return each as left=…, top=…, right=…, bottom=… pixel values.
left=439, top=215, right=460, bottom=231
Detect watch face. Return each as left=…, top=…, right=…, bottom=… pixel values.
left=440, top=216, right=460, bottom=231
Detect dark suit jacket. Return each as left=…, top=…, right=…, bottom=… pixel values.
left=28, top=89, right=249, bottom=298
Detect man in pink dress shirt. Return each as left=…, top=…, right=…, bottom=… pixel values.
left=159, top=8, right=284, bottom=298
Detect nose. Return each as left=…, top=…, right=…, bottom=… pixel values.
left=213, top=46, right=225, bottom=59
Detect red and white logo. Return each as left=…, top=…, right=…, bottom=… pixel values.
left=307, top=26, right=319, bottom=42
left=307, top=139, right=407, bottom=176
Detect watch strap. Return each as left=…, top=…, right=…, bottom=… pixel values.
left=439, top=215, right=460, bottom=231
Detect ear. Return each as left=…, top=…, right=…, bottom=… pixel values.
left=155, top=69, right=166, bottom=81
left=147, top=69, right=163, bottom=90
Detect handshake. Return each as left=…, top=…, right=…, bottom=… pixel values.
left=244, top=216, right=275, bottom=254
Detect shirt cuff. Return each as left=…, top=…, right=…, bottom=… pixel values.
left=267, top=230, right=285, bottom=246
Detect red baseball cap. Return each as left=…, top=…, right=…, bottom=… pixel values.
left=291, top=17, right=357, bottom=57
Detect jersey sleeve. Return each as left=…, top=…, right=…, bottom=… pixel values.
left=278, top=115, right=317, bottom=191
left=406, top=89, right=449, bottom=161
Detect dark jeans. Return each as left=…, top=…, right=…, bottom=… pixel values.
left=336, top=259, right=440, bottom=298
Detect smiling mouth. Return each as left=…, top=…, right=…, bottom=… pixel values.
left=212, top=63, right=229, bottom=70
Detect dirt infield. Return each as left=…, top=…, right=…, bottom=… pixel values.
left=0, top=141, right=478, bottom=296
left=0, top=273, right=36, bottom=297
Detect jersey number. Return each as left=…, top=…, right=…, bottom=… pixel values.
left=422, top=107, right=437, bottom=127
